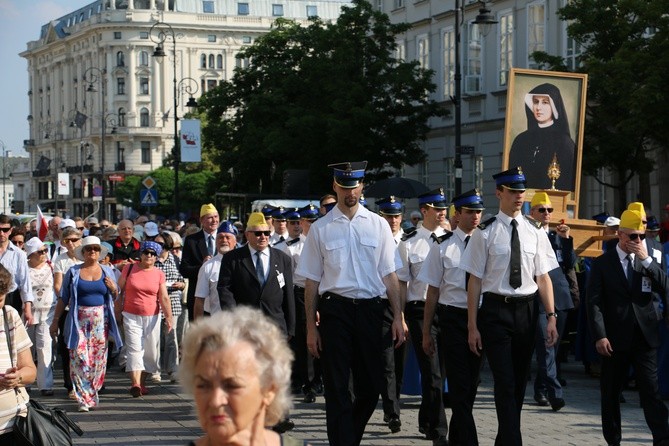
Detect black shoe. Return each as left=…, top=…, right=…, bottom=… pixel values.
left=558, top=377, right=567, bottom=386
left=433, top=435, right=449, bottom=446
left=303, top=391, right=316, bottom=403
left=550, top=397, right=565, bottom=411
left=272, top=418, right=295, bottom=433
left=383, top=414, right=391, bottom=423
left=534, top=394, right=549, bottom=406
left=388, top=416, right=401, bottom=433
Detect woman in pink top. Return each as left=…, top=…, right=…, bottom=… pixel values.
left=116, top=241, right=173, bottom=397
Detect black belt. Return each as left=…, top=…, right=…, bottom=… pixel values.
left=484, top=292, right=536, bottom=304
left=439, top=304, right=468, bottom=315
left=322, top=292, right=381, bottom=305
left=406, top=300, right=425, bottom=307
left=294, top=285, right=305, bottom=291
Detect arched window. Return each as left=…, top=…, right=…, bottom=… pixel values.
left=200, top=54, right=207, bottom=69
left=139, top=51, right=149, bottom=66
left=116, top=51, right=125, bottom=67
left=140, top=107, right=150, bottom=127
left=118, top=108, right=126, bottom=127
left=208, top=54, right=215, bottom=68
left=217, top=54, right=223, bottom=69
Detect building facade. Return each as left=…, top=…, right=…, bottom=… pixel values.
left=377, top=0, right=668, bottom=219
left=20, top=0, right=349, bottom=220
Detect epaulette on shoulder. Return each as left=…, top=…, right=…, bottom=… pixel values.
left=401, top=227, right=418, bottom=242
left=524, top=215, right=543, bottom=229
left=478, top=216, right=496, bottom=230
left=286, top=238, right=300, bottom=246
left=433, top=231, right=454, bottom=244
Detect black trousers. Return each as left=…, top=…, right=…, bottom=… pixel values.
left=478, top=295, right=537, bottom=446
left=406, top=300, right=448, bottom=438
left=600, top=325, right=669, bottom=445
left=319, top=294, right=384, bottom=446
left=291, top=286, right=321, bottom=391
left=439, top=304, right=482, bottom=446
left=380, top=300, right=404, bottom=419
left=57, top=309, right=72, bottom=391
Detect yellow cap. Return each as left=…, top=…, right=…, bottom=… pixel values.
left=530, top=192, right=552, bottom=208
left=626, top=202, right=646, bottom=220
left=246, top=212, right=268, bottom=230
left=619, top=210, right=645, bottom=231
left=448, top=204, right=455, bottom=217
left=200, top=203, right=218, bottom=217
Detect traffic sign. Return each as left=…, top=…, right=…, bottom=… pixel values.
left=140, top=188, right=158, bottom=206
left=142, top=176, right=156, bottom=189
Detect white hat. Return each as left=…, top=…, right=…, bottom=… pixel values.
left=74, top=236, right=108, bottom=261
left=604, top=216, right=621, bottom=227
left=25, top=237, right=47, bottom=258
left=144, top=221, right=159, bottom=237
left=59, top=218, right=76, bottom=229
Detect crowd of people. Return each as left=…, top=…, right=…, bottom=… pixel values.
left=0, top=162, right=668, bottom=446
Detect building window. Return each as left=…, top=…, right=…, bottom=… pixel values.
left=141, top=141, right=151, bottom=164
left=116, top=51, right=125, bottom=67
left=139, top=31, right=149, bottom=39
left=242, top=36, right=252, bottom=44
left=139, top=77, right=149, bottom=95
left=118, top=108, right=126, bottom=127
left=394, top=0, right=404, bottom=9
left=395, top=39, right=405, bottom=62
left=208, top=34, right=216, bottom=43
left=139, top=51, right=149, bottom=66
left=417, top=34, right=429, bottom=69
left=238, top=2, right=249, bottom=15
left=114, top=32, right=122, bottom=40
left=207, top=79, right=217, bottom=91
left=201, top=54, right=207, bottom=69
left=203, top=1, right=214, bottom=13
left=442, top=28, right=454, bottom=100
left=140, top=108, right=150, bottom=127
left=272, top=4, right=284, bottom=16
left=306, top=5, right=318, bottom=18
left=117, top=77, right=125, bottom=95
left=217, top=54, right=223, bottom=69
left=209, top=54, right=215, bottom=68
left=499, top=11, right=513, bottom=87
left=527, top=1, right=545, bottom=68
left=465, top=23, right=483, bottom=94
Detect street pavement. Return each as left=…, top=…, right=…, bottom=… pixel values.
left=35, top=355, right=659, bottom=445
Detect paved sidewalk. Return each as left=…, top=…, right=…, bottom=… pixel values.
left=39, top=358, right=656, bottom=445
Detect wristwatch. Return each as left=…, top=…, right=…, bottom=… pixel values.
left=546, top=312, right=558, bottom=320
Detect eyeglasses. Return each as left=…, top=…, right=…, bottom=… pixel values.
left=63, top=238, right=81, bottom=243
left=537, top=207, right=554, bottom=214
left=84, top=246, right=101, bottom=252
left=141, top=250, right=157, bottom=257
left=626, top=233, right=646, bottom=241
left=253, top=231, right=271, bottom=237
left=0, top=227, right=12, bottom=233
left=36, top=249, right=48, bottom=255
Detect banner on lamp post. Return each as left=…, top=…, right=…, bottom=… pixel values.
left=57, top=173, right=70, bottom=195
left=180, top=119, right=202, bottom=162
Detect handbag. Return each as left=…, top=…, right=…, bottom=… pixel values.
left=2, top=307, right=83, bottom=445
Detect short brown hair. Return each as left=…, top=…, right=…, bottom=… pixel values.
left=0, top=264, right=13, bottom=296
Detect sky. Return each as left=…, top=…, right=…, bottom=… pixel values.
left=0, top=0, right=94, bottom=157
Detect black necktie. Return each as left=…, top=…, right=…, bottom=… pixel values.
left=207, top=235, right=214, bottom=256
left=509, top=220, right=522, bottom=289
left=255, top=251, right=266, bottom=287
left=464, top=235, right=471, bottom=291
left=464, top=235, right=471, bottom=247
left=625, top=255, right=634, bottom=286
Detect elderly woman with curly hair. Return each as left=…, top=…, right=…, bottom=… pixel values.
left=180, top=306, right=309, bottom=446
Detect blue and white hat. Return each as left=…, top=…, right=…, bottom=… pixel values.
left=329, top=161, right=367, bottom=188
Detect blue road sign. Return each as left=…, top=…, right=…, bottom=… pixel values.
left=140, top=188, right=158, bottom=207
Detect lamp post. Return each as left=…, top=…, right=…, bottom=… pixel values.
left=151, top=22, right=199, bottom=217
left=83, top=66, right=108, bottom=220
left=453, top=2, right=497, bottom=196
left=1, top=141, right=9, bottom=214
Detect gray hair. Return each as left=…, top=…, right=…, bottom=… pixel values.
left=60, top=227, right=79, bottom=241
left=179, top=306, right=293, bottom=425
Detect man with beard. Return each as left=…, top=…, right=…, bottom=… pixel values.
left=297, top=161, right=405, bottom=446
left=192, top=221, right=238, bottom=319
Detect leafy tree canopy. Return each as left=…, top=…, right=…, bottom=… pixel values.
left=199, top=0, right=446, bottom=195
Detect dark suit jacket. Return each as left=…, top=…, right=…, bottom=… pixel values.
left=217, top=246, right=296, bottom=337
left=547, top=231, right=578, bottom=311
left=180, top=229, right=213, bottom=302
left=587, top=248, right=669, bottom=351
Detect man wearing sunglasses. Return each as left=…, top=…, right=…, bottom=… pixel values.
left=587, top=209, right=669, bottom=446
left=528, top=192, right=578, bottom=412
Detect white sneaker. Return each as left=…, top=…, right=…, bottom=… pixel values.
left=151, top=372, right=162, bottom=383
left=78, top=405, right=89, bottom=412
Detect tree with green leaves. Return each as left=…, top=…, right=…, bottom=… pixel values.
left=199, top=0, right=446, bottom=195
left=533, top=0, right=669, bottom=211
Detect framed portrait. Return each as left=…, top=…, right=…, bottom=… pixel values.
left=502, top=68, right=588, bottom=207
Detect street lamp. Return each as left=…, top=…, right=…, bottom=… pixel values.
left=83, top=66, right=109, bottom=220
left=151, top=21, right=199, bottom=217
left=0, top=140, right=10, bottom=214
left=453, top=2, right=497, bottom=196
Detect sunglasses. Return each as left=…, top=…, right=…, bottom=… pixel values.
left=63, top=238, right=81, bottom=243
left=626, top=233, right=646, bottom=241
left=537, top=207, right=554, bottom=213
left=33, top=249, right=48, bottom=255
left=84, top=246, right=101, bottom=252
left=253, top=231, right=271, bottom=237
left=0, top=227, right=12, bottom=233
left=141, top=250, right=157, bottom=257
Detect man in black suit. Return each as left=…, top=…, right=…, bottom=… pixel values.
left=587, top=209, right=669, bottom=446
left=180, top=203, right=219, bottom=321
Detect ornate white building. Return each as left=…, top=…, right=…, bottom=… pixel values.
left=20, top=0, right=349, bottom=220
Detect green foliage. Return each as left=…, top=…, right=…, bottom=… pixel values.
left=199, top=0, right=446, bottom=195
left=533, top=0, right=669, bottom=209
